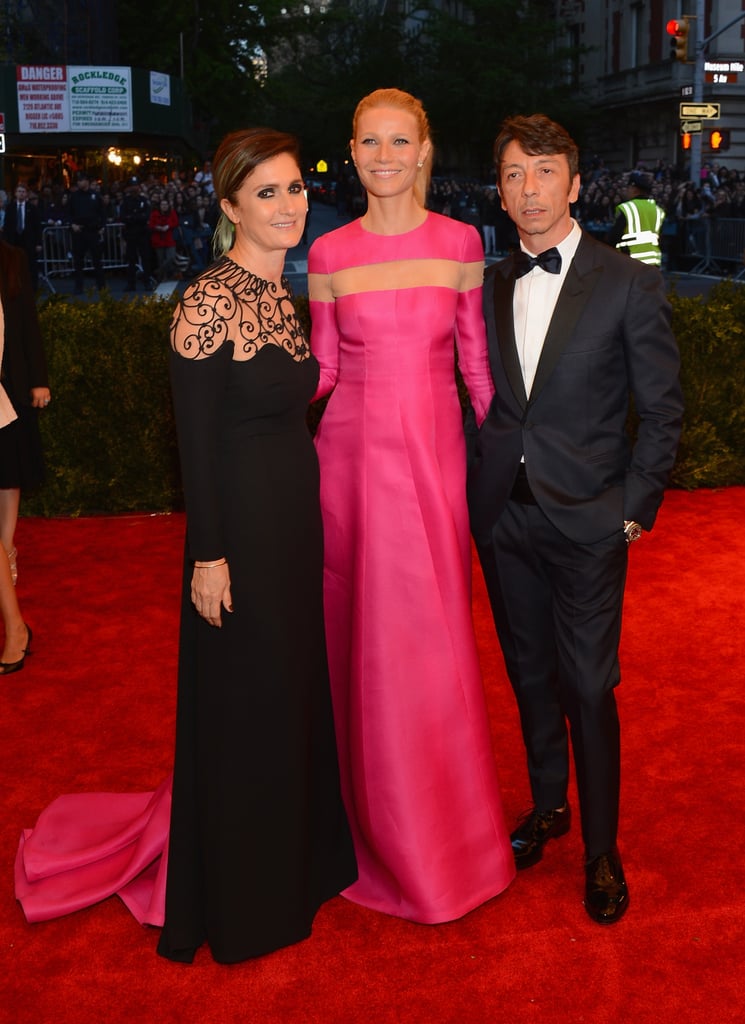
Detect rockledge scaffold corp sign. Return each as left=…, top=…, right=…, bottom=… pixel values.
left=16, top=65, right=133, bottom=132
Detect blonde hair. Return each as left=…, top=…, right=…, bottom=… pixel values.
left=352, top=88, right=433, bottom=208
left=210, top=127, right=302, bottom=258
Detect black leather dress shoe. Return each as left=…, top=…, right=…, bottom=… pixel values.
left=510, top=804, right=571, bottom=869
left=584, top=849, right=629, bottom=924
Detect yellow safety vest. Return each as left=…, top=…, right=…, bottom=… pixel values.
left=615, top=198, right=665, bottom=266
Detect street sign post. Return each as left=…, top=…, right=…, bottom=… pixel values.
left=680, top=119, right=703, bottom=134
left=679, top=102, right=721, bottom=119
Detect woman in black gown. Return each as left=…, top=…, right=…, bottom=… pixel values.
left=0, top=240, right=50, bottom=674
left=157, top=128, right=356, bottom=964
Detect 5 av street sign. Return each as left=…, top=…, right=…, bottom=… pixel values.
left=679, top=102, right=721, bottom=119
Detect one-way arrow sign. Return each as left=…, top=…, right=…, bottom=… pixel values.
left=679, top=102, right=721, bottom=119
left=680, top=119, right=703, bottom=134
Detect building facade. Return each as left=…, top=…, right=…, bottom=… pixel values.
left=558, top=0, right=745, bottom=174
left=0, top=0, right=119, bottom=66
left=0, top=0, right=195, bottom=190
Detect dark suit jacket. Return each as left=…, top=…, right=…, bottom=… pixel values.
left=3, top=200, right=43, bottom=253
left=0, top=241, right=48, bottom=407
left=467, top=231, right=683, bottom=546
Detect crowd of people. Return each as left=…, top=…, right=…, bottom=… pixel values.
left=1, top=150, right=744, bottom=290
left=0, top=171, right=222, bottom=292
left=427, top=157, right=745, bottom=270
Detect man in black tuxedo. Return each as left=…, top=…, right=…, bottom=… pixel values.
left=468, top=115, right=683, bottom=924
left=3, top=184, right=43, bottom=290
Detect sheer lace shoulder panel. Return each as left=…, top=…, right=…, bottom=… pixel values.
left=170, top=255, right=310, bottom=362
left=170, top=277, right=233, bottom=360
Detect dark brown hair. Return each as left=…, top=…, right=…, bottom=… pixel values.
left=494, top=114, right=579, bottom=181
left=211, top=127, right=302, bottom=257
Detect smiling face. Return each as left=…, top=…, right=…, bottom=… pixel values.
left=498, top=140, right=580, bottom=251
left=350, top=105, right=431, bottom=200
left=220, top=151, right=307, bottom=254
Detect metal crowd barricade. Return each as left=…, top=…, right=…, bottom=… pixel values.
left=100, top=222, right=127, bottom=271
left=711, top=218, right=745, bottom=281
left=39, top=225, right=74, bottom=292
left=40, top=222, right=130, bottom=293
left=689, top=217, right=745, bottom=279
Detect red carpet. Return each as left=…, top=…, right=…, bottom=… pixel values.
left=1, top=490, right=743, bottom=1023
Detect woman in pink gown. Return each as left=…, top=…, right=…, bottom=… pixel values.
left=308, top=89, right=515, bottom=923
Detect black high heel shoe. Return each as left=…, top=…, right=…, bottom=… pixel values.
left=0, top=624, right=32, bottom=675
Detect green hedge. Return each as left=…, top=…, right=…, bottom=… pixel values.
left=667, top=280, right=745, bottom=489
left=25, top=291, right=181, bottom=517
left=21, top=283, right=745, bottom=517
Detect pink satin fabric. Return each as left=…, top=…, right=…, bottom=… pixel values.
left=15, top=776, right=171, bottom=926
left=309, top=214, right=515, bottom=923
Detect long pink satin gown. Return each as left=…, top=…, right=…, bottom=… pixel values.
left=308, top=212, right=515, bottom=923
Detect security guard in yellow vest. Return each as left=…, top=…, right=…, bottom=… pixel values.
left=607, top=171, right=665, bottom=266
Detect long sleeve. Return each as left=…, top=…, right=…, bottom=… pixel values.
left=622, top=266, right=683, bottom=528
left=455, top=226, right=494, bottom=426
left=308, top=238, right=340, bottom=400
left=169, top=301, right=232, bottom=562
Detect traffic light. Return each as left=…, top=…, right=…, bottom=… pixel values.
left=709, top=129, right=730, bottom=151
left=667, top=18, right=690, bottom=63
left=682, top=133, right=692, bottom=150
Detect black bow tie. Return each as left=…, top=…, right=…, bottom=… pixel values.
left=513, top=247, right=562, bottom=277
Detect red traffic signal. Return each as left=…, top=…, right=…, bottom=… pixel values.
left=667, top=18, right=690, bottom=62
left=709, top=129, right=730, bottom=151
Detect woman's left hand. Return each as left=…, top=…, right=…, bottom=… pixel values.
left=31, top=388, right=51, bottom=409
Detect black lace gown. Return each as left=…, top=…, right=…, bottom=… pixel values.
left=157, top=256, right=356, bottom=964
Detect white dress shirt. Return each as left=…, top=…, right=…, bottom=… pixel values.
left=513, top=220, right=582, bottom=397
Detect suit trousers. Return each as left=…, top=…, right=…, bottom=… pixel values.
left=123, top=228, right=152, bottom=289
left=72, top=229, right=104, bottom=291
left=476, top=497, right=628, bottom=859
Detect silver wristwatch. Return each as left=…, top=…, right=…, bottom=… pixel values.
left=624, top=520, right=643, bottom=544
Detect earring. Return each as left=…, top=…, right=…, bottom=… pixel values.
left=417, top=162, right=423, bottom=168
